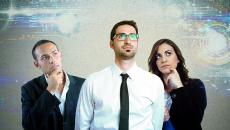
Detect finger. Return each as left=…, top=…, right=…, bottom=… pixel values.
left=50, top=69, right=61, bottom=76
left=170, top=69, right=173, bottom=73
left=170, top=68, right=176, bottom=74
left=172, top=68, right=180, bottom=75
left=57, top=70, right=62, bottom=75
left=49, top=68, right=56, bottom=76
left=166, top=74, right=173, bottom=82
left=45, top=73, right=49, bottom=78
left=51, top=68, right=62, bottom=75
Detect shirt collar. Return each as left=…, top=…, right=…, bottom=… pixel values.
left=111, top=62, right=139, bottom=80
left=44, top=71, right=70, bottom=89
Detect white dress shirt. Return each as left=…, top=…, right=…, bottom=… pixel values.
left=45, top=72, right=70, bottom=115
left=75, top=63, right=164, bottom=130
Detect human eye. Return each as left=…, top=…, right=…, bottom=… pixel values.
left=51, top=50, right=59, bottom=58
left=155, top=53, right=162, bottom=60
left=53, top=50, right=59, bottom=55
left=165, top=51, right=172, bottom=57
left=129, top=33, right=138, bottom=40
left=40, top=55, right=49, bottom=61
left=118, top=33, right=126, bottom=40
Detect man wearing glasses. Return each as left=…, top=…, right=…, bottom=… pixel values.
left=75, top=20, right=164, bottom=130
left=21, top=40, right=85, bottom=130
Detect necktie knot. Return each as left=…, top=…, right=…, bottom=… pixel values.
left=120, top=73, right=129, bottom=81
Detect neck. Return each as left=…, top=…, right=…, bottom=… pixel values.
left=115, top=57, right=135, bottom=72
left=58, top=71, right=66, bottom=94
left=61, top=71, right=66, bottom=85
left=162, top=74, right=169, bottom=84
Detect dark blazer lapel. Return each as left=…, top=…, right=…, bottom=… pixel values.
left=66, top=74, right=83, bottom=105
left=39, top=75, right=62, bottom=117
left=60, top=74, right=84, bottom=130
left=64, top=74, right=78, bottom=118
left=39, top=75, right=48, bottom=90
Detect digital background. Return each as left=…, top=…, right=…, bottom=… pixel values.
left=0, top=0, right=229, bottom=130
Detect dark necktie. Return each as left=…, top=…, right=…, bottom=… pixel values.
left=119, top=73, right=129, bottom=130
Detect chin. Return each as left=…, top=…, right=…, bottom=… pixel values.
left=160, top=69, right=171, bottom=74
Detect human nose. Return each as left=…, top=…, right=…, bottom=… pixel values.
left=48, top=55, right=55, bottom=64
left=124, top=35, right=131, bottom=44
left=161, top=55, right=167, bottom=62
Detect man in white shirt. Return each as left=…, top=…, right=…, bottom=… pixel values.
left=75, top=20, right=164, bottom=130
left=21, top=40, right=85, bottom=130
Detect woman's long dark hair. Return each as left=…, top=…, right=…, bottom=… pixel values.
left=148, top=39, right=189, bottom=86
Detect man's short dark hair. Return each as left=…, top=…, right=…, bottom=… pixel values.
left=32, top=39, right=58, bottom=60
left=110, top=20, right=138, bottom=41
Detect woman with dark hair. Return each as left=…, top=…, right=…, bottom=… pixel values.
left=148, top=39, right=207, bottom=130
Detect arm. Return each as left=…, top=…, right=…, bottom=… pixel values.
left=21, top=85, right=60, bottom=130
left=170, top=79, right=207, bottom=127
left=75, top=78, right=94, bottom=130
left=189, top=79, right=207, bottom=124
left=152, top=79, right=165, bottom=130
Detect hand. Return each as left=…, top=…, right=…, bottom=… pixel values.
left=46, top=69, right=63, bottom=93
left=164, top=107, right=170, bottom=122
left=166, top=69, right=183, bottom=92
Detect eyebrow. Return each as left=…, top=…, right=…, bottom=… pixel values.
left=157, top=49, right=172, bottom=54
left=165, top=49, right=173, bottom=52
left=40, top=50, right=58, bottom=57
left=52, top=50, right=59, bottom=53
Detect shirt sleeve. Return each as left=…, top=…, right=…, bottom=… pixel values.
left=75, top=78, right=94, bottom=130
left=152, top=78, right=165, bottom=130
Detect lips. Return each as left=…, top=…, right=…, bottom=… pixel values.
left=123, top=45, right=133, bottom=50
left=160, top=65, right=170, bottom=69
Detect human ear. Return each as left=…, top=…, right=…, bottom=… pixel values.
left=110, top=40, right=114, bottom=49
left=34, top=60, right=40, bottom=68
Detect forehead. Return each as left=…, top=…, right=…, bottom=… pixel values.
left=157, top=43, right=174, bottom=53
left=115, top=24, right=136, bottom=34
left=35, top=42, right=58, bottom=56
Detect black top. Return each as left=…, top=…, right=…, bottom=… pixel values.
left=21, top=74, right=85, bottom=130
left=169, top=78, right=207, bottom=130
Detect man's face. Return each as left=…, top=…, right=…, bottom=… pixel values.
left=110, top=24, right=138, bottom=60
left=34, top=42, right=62, bottom=75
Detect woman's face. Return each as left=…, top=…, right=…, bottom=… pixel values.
left=156, top=43, right=179, bottom=75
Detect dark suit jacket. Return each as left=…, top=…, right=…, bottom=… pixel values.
left=169, top=78, right=207, bottom=130
left=21, top=74, right=85, bottom=130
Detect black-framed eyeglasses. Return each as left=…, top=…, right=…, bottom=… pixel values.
left=113, top=33, right=139, bottom=41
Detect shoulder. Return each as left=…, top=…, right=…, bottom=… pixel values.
left=87, top=66, right=111, bottom=80
left=79, top=67, right=111, bottom=92
left=187, top=78, right=207, bottom=106
left=187, top=78, right=206, bottom=95
left=21, top=75, right=44, bottom=89
left=188, top=78, right=205, bottom=88
left=67, top=74, right=85, bottom=88
left=136, top=66, right=162, bottom=82
left=136, top=67, right=164, bottom=98
left=136, top=66, right=164, bottom=89
left=21, top=75, right=46, bottom=95
left=68, top=74, right=85, bottom=82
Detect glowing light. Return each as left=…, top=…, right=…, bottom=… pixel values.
left=165, top=5, right=183, bottom=18
left=56, top=14, right=77, bottom=34
left=206, top=29, right=227, bottom=53
left=197, top=28, right=230, bottom=65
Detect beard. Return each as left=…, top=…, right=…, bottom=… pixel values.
left=116, top=49, right=136, bottom=60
